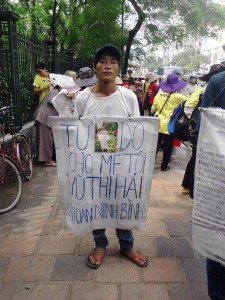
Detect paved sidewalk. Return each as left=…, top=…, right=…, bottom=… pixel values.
left=0, top=146, right=210, bottom=300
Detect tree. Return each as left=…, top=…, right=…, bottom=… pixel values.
left=11, top=0, right=225, bottom=74
left=122, top=0, right=225, bottom=75
left=170, top=47, right=208, bottom=74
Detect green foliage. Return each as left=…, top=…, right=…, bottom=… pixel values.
left=9, top=0, right=225, bottom=71
left=170, top=46, right=208, bottom=74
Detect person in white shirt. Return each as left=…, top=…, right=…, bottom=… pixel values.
left=74, top=44, right=148, bottom=269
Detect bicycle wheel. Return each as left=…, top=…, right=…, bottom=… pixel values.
left=16, top=134, right=33, bottom=181
left=0, top=155, right=22, bottom=213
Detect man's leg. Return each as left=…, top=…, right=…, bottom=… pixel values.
left=116, top=228, right=133, bottom=253
left=207, top=259, right=225, bottom=300
left=85, top=229, right=108, bottom=269
left=92, top=229, right=108, bottom=249
left=161, top=133, right=174, bottom=171
left=116, top=229, right=148, bottom=267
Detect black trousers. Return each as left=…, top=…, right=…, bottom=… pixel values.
left=207, top=259, right=225, bottom=300
left=182, top=146, right=196, bottom=198
left=157, top=132, right=174, bottom=170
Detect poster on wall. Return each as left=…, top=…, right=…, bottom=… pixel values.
left=193, top=108, right=225, bottom=266
left=51, top=116, right=159, bottom=234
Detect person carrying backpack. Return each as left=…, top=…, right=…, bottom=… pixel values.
left=181, top=63, right=225, bottom=198
left=152, top=73, right=188, bottom=171
left=181, top=87, right=203, bottom=196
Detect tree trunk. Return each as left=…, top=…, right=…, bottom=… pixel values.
left=121, top=0, right=145, bottom=75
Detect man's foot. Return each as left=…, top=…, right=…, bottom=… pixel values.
left=44, top=160, right=56, bottom=167
left=85, top=248, right=106, bottom=269
left=161, top=166, right=170, bottom=172
left=182, top=187, right=190, bottom=195
left=120, top=250, right=148, bottom=267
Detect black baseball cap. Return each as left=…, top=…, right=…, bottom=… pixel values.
left=94, top=44, right=121, bottom=65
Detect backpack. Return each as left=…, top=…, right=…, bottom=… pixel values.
left=167, top=101, right=189, bottom=141
left=188, top=94, right=202, bottom=146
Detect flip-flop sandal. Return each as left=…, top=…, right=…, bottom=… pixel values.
left=85, top=248, right=106, bottom=269
left=120, top=250, right=148, bottom=267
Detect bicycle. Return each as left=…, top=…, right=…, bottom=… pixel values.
left=0, top=106, right=33, bottom=213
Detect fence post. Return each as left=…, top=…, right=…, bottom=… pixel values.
left=45, top=40, right=57, bottom=73
left=0, top=8, right=21, bottom=125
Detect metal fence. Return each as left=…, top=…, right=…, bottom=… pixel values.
left=0, top=1, right=77, bottom=126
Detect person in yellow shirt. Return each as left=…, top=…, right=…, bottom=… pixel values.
left=152, top=73, right=188, bottom=171
left=33, top=62, right=51, bottom=103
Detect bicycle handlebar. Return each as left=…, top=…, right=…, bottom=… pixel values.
left=0, top=106, right=19, bottom=116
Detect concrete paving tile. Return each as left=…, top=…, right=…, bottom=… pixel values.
left=154, top=237, right=195, bottom=257
left=96, top=256, right=140, bottom=282
left=37, top=235, right=76, bottom=255
left=136, top=219, right=169, bottom=237
left=51, top=256, right=93, bottom=281
left=3, top=256, right=54, bottom=282
left=175, top=207, right=193, bottom=221
left=152, top=178, right=174, bottom=187
left=164, top=186, right=183, bottom=197
left=16, top=283, right=69, bottom=300
left=169, top=283, right=210, bottom=300
left=0, top=235, right=39, bottom=255
left=121, top=283, right=170, bottom=300
left=150, top=187, right=166, bottom=196
left=165, top=221, right=192, bottom=237
left=0, top=256, right=11, bottom=280
left=147, top=207, right=180, bottom=220
left=181, top=258, right=207, bottom=284
left=43, top=219, right=63, bottom=235
left=0, top=282, right=18, bottom=299
left=143, top=258, right=185, bottom=283
left=154, top=195, right=192, bottom=208
left=132, top=236, right=156, bottom=257
left=71, top=282, right=118, bottom=300
left=171, top=179, right=183, bottom=187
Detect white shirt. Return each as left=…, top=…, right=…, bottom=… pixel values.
left=74, top=86, right=140, bottom=117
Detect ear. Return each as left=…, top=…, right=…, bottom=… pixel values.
left=93, top=63, right=96, bottom=74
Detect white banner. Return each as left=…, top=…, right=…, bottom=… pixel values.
left=51, top=116, right=159, bottom=233
left=193, top=108, right=225, bottom=266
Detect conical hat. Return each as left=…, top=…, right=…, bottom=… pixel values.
left=148, top=73, right=160, bottom=83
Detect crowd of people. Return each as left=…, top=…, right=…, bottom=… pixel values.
left=32, top=45, right=225, bottom=299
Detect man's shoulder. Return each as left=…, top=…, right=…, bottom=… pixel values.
left=212, top=71, right=225, bottom=81
left=76, top=87, right=91, bottom=101
left=118, top=86, right=135, bottom=97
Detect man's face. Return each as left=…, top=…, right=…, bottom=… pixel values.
left=94, top=54, right=119, bottom=83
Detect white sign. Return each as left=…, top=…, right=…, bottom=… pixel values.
left=51, top=116, right=159, bottom=233
left=193, top=108, right=225, bottom=266
left=50, top=74, right=78, bottom=90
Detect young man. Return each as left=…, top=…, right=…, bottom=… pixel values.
left=74, top=44, right=148, bottom=269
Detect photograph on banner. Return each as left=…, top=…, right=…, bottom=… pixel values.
left=193, top=108, right=225, bottom=266
left=95, top=121, right=118, bottom=153
left=51, top=116, right=159, bottom=234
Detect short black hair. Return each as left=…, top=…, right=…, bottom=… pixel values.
left=35, top=62, right=47, bottom=70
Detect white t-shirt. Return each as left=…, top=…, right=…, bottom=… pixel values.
left=74, top=86, right=140, bottom=117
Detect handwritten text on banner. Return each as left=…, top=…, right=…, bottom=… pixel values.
left=51, top=116, right=159, bottom=233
